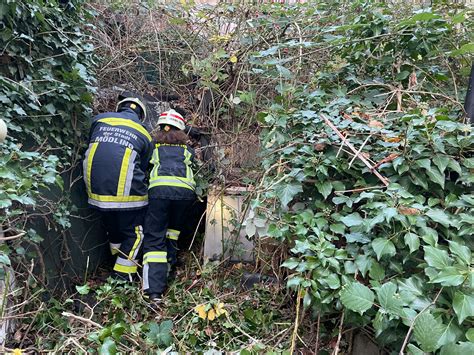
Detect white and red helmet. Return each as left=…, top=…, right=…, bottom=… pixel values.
left=157, top=109, right=186, bottom=130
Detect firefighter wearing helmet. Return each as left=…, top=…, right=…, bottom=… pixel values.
left=83, top=93, right=154, bottom=280
left=142, top=109, right=196, bottom=302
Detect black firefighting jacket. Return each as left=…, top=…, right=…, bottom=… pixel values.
left=83, top=108, right=154, bottom=210
left=148, top=143, right=196, bottom=200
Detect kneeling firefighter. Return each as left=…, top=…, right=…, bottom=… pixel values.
left=83, top=94, right=154, bottom=280
left=143, top=109, right=196, bottom=301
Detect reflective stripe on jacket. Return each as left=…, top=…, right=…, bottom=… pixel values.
left=148, top=143, right=196, bottom=200
left=83, top=109, right=154, bottom=210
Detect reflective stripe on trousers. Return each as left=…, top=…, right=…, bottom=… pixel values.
left=166, top=229, right=180, bottom=241
left=113, top=224, right=144, bottom=274
left=114, top=256, right=137, bottom=273
left=142, top=251, right=167, bottom=291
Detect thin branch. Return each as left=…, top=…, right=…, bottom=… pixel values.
left=332, top=311, right=345, bottom=355
left=62, top=312, right=103, bottom=329
left=320, top=114, right=389, bottom=187
left=399, top=288, right=444, bottom=355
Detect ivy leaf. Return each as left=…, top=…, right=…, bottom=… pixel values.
left=404, top=232, right=420, bottom=254
left=369, top=261, right=385, bottom=281
left=355, top=255, right=372, bottom=277
left=45, top=103, right=56, bottom=114
left=448, top=241, right=471, bottom=266
left=413, top=312, right=443, bottom=353
left=346, top=233, right=370, bottom=244
left=426, top=165, right=445, bottom=188
left=281, top=258, right=299, bottom=270
left=0, top=199, right=12, bottom=209
left=448, top=158, right=462, bottom=174
left=451, top=43, right=474, bottom=56
left=245, top=220, right=256, bottom=237
left=340, top=282, right=374, bottom=314
left=99, top=337, right=117, bottom=355
left=146, top=320, right=173, bottom=347
left=466, top=328, right=474, bottom=342
left=111, top=323, right=125, bottom=340
left=75, top=284, right=90, bottom=295
left=437, top=320, right=463, bottom=347
left=426, top=209, right=452, bottom=227
left=276, top=64, right=293, bottom=79
left=13, top=104, right=27, bottom=116
left=440, top=342, right=474, bottom=355
left=453, top=292, right=474, bottom=324
left=376, top=282, right=404, bottom=316
left=430, top=267, right=465, bottom=287
left=341, top=213, right=364, bottom=227
left=330, top=223, right=345, bottom=234
left=382, top=207, right=398, bottom=222
left=372, top=238, right=396, bottom=260
left=276, top=182, right=302, bottom=207
left=433, top=155, right=449, bottom=173
left=424, top=246, right=452, bottom=269
left=316, top=181, right=332, bottom=200
left=325, top=273, right=341, bottom=289
left=398, top=277, right=424, bottom=298
left=407, top=344, right=425, bottom=355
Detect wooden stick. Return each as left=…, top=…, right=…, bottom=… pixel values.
left=0, top=232, right=26, bottom=241
left=315, top=313, right=321, bottom=354
left=336, top=132, right=348, bottom=158
left=334, top=186, right=386, bottom=194
left=62, top=312, right=103, bottom=328
left=332, top=311, right=345, bottom=355
left=372, top=153, right=400, bottom=171
left=320, top=114, right=389, bottom=187
left=349, top=134, right=372, bottom=168
left=290, top=288, right=303, bottom=354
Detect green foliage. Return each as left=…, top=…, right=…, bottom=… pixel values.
left=248, top=1, right=474, bottom=352
left=0, top=0, right=94, bottom=269
left=340, top=282, right=374, bottom=314
left=17, top=261, right=294, bottom=353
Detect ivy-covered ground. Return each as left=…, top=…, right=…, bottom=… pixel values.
left=1, top=0, right=473, bottom=354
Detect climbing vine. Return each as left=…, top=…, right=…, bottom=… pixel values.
left=246, top=1, right=474, bottom=353
left=0, top=0, right=95, bottom=292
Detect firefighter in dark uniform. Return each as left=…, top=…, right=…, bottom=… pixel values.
left=83, top=95, right=153, bottom=280
left=142, top=109, right=196, bottom=301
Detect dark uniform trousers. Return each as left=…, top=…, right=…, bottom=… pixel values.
left=143, top=198, right=193, bottom=295
left=101, top=208, right=145, bottom=275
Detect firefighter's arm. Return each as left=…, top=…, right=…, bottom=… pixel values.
left=142, top=140, right=155, bottom=181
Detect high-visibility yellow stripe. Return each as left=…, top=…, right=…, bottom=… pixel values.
left=86, top=143, right=99, bottom=194
left=149, top=181, right=195, bottom=190
left=144, top=257, right=168, bottom=263
left=150, top=147, right=160, bottom=180
left=128, top=226, right=142, bottom=260
left=166, top=229, right=180, bottom=240
left=89, top=193, right=147, bottom=202
left=97, top=117, right=152, bottom=142
left=113, top=264, right=137, bottom=273
left=144, top=251, right=167, bottom=257
left=117, top=148, right=132, bottom=196
left=156, top=143, right=187, bottom=148
left=184, top=148, right=194, bottom=181
left=143, top=251, right=167, bottom=264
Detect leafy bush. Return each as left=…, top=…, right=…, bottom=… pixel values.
left=0, top=0, right=94, bottom=304
left=246, top=1, right=473, bottom=353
